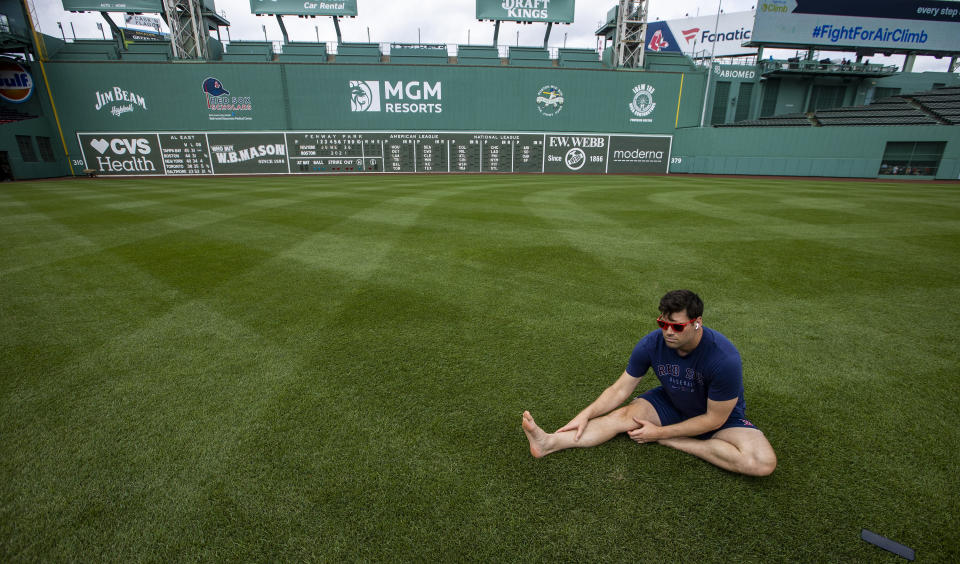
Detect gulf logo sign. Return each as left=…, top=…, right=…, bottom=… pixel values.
left=0, top=58, right=34, bottom=104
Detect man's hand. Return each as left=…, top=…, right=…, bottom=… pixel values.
left=628, top=418, right=663, bottom=444
left=556, top=414, right=591, bottom=441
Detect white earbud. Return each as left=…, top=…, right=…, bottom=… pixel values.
left=695, top=323, right=700, bottom=329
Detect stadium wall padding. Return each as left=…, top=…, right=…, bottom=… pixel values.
left=671, top=125, right=960, bottom=180
left=0, top=59, right=71, bottom=180
left=9, top=58, right=960, bottom=180
left=43, top=61, right=703, bottom=158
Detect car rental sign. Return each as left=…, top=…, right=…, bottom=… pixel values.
left=249, top=0, right=358, bottom=16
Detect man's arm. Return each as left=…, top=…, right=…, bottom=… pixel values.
left=628, top=397, right=737, bottom=442
left=557, top=371, right=642, bottom=440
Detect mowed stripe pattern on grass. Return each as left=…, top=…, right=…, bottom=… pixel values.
left=1, top=175, right=958, bottom=562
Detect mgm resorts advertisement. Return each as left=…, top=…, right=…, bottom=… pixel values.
left=76, top=131, right=671, bottom=176
left=752, top=0, right=960, bottom=53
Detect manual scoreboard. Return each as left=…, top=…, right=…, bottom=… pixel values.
left=78, top=131, right=672, bottom=176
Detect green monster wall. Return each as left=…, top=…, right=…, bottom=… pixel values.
left=671, top=125, right=960, bottom=180
left=9, top=56, right=958, bottom=180
left=40, top=61, right=707, bottom=176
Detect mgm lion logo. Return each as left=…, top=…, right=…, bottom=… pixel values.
left=349, top=81, right=380, bottom=112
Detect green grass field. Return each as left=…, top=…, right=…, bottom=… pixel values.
left=2, top=174, right=958, bottom=562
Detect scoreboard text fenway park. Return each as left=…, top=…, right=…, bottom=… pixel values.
left=77, top=131, right=672, bottom=175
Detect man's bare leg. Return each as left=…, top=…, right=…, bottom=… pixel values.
left=657, top=427, right=777, bottom=476
left=522, top=399, right=660, bottom=458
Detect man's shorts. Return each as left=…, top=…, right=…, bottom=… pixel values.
left=637, top=386, right=761, bottom=440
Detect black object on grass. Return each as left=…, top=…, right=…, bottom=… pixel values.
left=861, top=529, right=915, bottom=561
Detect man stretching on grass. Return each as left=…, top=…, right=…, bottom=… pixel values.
left=522, top=290, right=777, bottom=476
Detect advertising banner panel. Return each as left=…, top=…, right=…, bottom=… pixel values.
left=78, top=133, right=164, bottom=175
left=249, top=0, right=358, bottom=16
left=46, top=61, right=693, bottom=136
left=752, top=0, right=960, bottom=53
left=476, top=0, right=575, bottom=23
left=124, top=14, right=161, bottom=30
left=0, top=58, right=34, bottom=104
left=643, top=11, right=757, bottom=58
left=61, top=0, right=161, bottom=11
left=77, top=130, right=671, bottom=176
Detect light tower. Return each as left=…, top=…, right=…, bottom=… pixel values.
left=615, top=0, right=649, bottom=68
left=162, top=0, right=209, bottom=59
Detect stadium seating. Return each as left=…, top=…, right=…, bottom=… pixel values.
left=719, top=86, right=960, bottom=128
left=222, top=41, right=274, bottom=62
left=277, top=42, right=328, bottom=63
left=388, top=44, right=449, bottom=65
left=332, top=43, right=382, bottom=64
left=557, top=48, right=602, bottom=69
left=508, top=46, right=553, bottom=67
left=455, top=45, right=501, bottom=66
left=643, top=52, right=699, bottom=72
left=49, top=39, right=119, bottom=60
left=903, top=87, right=960, bottom=124
left=119, top=41, right=172, bottom=61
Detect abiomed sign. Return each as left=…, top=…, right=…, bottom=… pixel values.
left=476, top=0, right=575, bottom=24
left=752, top=0, right=960, bottom=53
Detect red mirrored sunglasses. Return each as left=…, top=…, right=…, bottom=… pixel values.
left=656, top=316, right=698, bottom=332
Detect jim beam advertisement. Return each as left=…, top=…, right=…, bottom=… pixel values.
left=79, top=133, right=164, bottom=175
left=206, top=133, right=288, bottom=174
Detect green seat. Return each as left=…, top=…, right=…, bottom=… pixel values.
left=558, top=48, right=601, bottom=69
left=222, top=41, right=273, bottom=62
left=50, top=39, right=119, bottom=61
left=120, top=41, right=172, bottom=61
left=508, top=46, right=553, bottom=67
left=456, top=45, right=501, bottom=66
left=389, top=45, right=448, bottom=65
left=333, top=42, right=381, bottom=64
left=278, top=42, right=328, bottom=63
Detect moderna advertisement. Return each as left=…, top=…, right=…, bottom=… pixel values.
left=751, top=0, right=960, bottom=53
left=643, top=11, right=757, bottom=58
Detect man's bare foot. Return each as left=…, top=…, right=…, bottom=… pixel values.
left=522, top=411, right=551, bottom=458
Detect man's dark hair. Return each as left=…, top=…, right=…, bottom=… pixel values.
left=659, top=290, right=704, bottom=319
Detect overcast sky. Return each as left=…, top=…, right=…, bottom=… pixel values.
left=33, top=0, right=957, bottom=72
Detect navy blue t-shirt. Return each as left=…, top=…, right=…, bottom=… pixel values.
left=626, top=327, right=746, bottom=420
